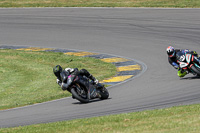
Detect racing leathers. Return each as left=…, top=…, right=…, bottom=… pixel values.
left=168, top=49, right=199, bottom=77
left=56, top=68, right=99, bottom=91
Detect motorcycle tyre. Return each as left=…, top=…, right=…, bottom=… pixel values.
left=191, top=65, right=200, bottom=76
left=71, top=88, right=89, bottom=103
left=99, top=87, right=109, bottom=100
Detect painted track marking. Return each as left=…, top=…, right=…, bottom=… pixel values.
left=0, top=46, right=143, bottom=86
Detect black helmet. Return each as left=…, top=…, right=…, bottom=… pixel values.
left=166, top=46, right=175, bottom=58
left=53, top=65, right=63, bottom=78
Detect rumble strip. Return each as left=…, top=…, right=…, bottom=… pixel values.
left=0, top=45, right=145, bottom=86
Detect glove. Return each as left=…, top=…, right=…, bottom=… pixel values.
left=56, top=79, right=61, bottom=84
left=94, top=79, right=99, bottom=84
left=193, top=51, right=197, bottom=55
left=177, top=70, right=187, bottom=77
left=172, top=62, right=179, bottom=69
left=174, top=65, right=179, bottom=69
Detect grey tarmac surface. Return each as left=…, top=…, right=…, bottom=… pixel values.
left=0, top=8, right=200, bottom=128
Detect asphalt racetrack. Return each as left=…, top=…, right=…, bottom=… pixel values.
left=0, top=8, right=200, bottom=128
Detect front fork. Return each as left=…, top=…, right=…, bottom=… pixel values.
left=88, top=83, right=104, bottom=99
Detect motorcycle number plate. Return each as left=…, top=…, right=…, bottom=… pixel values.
left=179, top=62, right=188, bottom=68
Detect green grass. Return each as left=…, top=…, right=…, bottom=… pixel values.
left=1, top=104, right=200, bottom=133
left=0, top=0, right=200, bottom=8
left=0, top=49, right=116, bottom=110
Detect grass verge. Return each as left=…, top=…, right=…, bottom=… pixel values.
left=0, top=0, right=200, bottom=8
left=0, top=49, right=116, bottom=110
left=1, top=104, right=200, bottom=132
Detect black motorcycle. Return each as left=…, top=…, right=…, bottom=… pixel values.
left=65, top=74, right=109, bottom=103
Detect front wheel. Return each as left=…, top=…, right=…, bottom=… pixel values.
left=71, top=87, right=89, bottom=103
left=99, top=87, right=109, bottom=100
left=190, top=65, right=200, bottom=76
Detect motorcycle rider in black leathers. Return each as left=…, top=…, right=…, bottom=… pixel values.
left=166, top=46, right=200, bottom=77
left=53, top=65, right=99, bottom=91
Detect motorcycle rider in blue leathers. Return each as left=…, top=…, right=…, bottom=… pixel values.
left=166, top=46, right=200, bottom=77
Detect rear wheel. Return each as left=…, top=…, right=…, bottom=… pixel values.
left=71, top=85, right=89, bottom=103
left=191, top=65, right=200, bottom=76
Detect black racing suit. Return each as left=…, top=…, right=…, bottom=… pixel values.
left=57, top=68, right=97, bottom=91
left=168, top=49, right=182, bottom=69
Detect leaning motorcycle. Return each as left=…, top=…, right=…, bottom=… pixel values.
left=176, top=51, right=200, bottom=76
left=65, top=74, right=109, bottom=103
